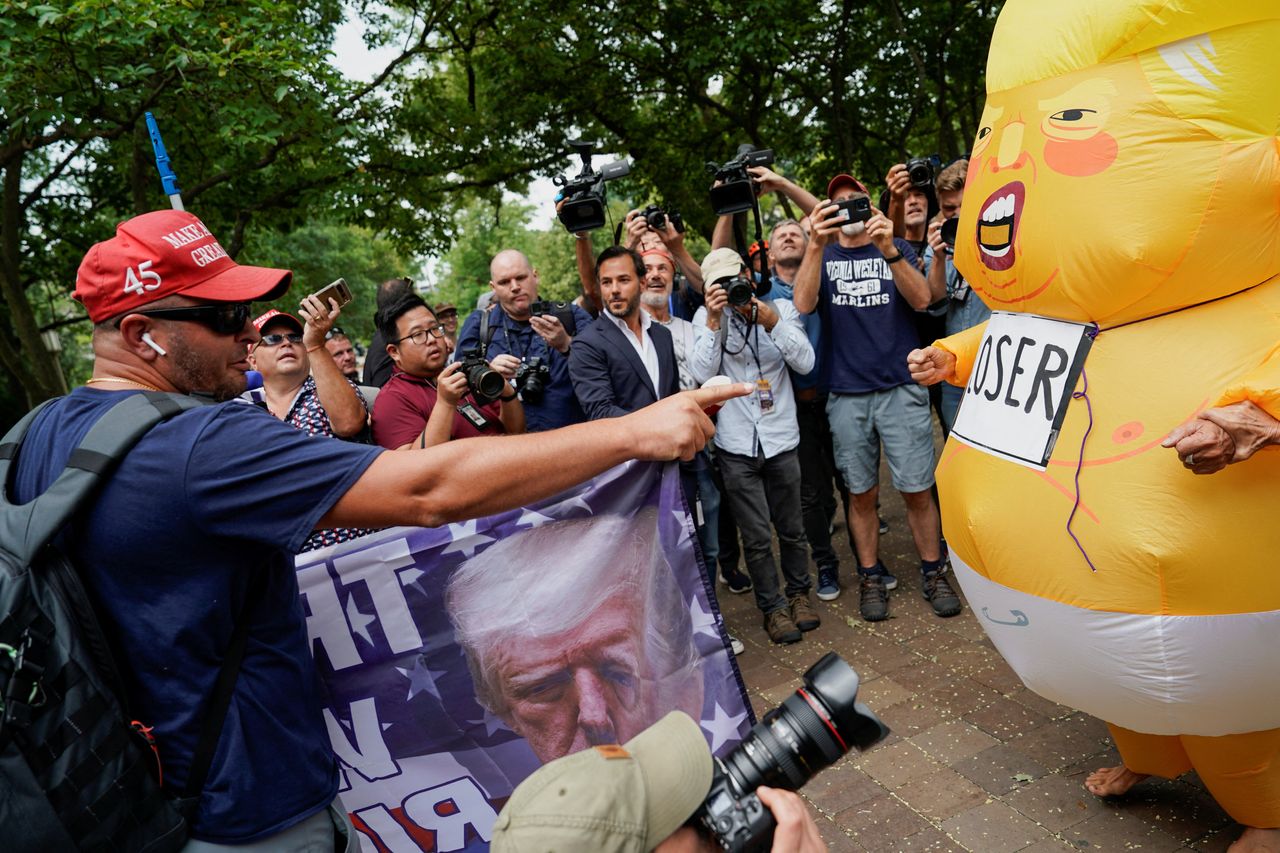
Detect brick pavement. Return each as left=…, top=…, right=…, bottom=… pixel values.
left=714, top=499, right=1239, bottom=851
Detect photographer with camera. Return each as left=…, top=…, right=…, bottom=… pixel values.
left=792, top=175, right=960, bottom=623
left=921, top=158, right=987, bottom=431
left=371, top=292, right=524, bottom=449
left=691, top=248, right=816, bottom=646
left=494, top=653, right=889, bottom=852
left=455, top=249, right=592, bottom=431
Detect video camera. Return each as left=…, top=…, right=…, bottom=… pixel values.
left=554, top=140, right=631, bottom=234
left=707, top=144, right=775, bottom=216
left=693, top=652, right=888, bottom=852
left=905, top=154, right=942, bottom=189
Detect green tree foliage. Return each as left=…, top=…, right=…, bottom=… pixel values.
left=1, top=0, right=1000, bottom=427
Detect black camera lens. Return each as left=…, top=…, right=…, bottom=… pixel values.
left=514, top=360, right=549, bottom=405
left=906, top=157, right=935, bottom=189
left=940, top=217, right=959, bottom=248
left=725, top=277, right=754, bottom=307
left=464, top=361, right=506, bottom=402
left=719, top=654, right=885, bottom=795
left=694, top=653, right=888, bottom=853
left=643, top=205, right=668, bottom=230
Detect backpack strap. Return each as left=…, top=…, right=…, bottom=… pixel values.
left=0, top=392, right=205, bottom=565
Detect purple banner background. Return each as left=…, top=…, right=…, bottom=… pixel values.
left=294, top=460, right=753, bottom=852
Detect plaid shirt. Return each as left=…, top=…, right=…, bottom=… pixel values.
left=270, top=375, right=377, bottom=553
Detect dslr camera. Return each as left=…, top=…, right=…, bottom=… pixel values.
left=724, top=276, right=756, bottom=308
left=554, top=140, right=631, bottom=234
left=640, top=204, right=686, bottom=234
left=529, top=299, right=578, bottom=337
left=458, top=347, right=506, bottom=404
left=693, top=652, right=889, bottom=853
left=905, top=155, right=942, bottom=189
left=707, top=144, right=775, bottom=216
left=514, top=357, right=552, bottom=405
left=940, top=217, right=959, bottom=251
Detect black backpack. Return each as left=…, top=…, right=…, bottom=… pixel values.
left=0, top=392, right=256, bottom=852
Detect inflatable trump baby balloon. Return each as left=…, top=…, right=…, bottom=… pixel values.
left=911, top=0, right=1280, bottom=838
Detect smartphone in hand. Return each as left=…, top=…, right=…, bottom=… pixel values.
left=308, top=278, right=352, bottom=310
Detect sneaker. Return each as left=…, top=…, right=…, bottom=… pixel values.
left=763, top=608, right=802, bottom=644
left=720, top=567, right=753, bottom=594
left=816, top=566, right=841, bottom=601
left=858, top=573, right=890, bottom=622
left=789, top=594, right=821, bottom=631
left=923, top=570, right=963, bottom=617
left=878, top=516, right=890, bottom=535
left=728, top=634, right=746, bottom=655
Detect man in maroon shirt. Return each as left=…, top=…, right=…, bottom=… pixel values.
left=371, top=292, right=525, bottom=449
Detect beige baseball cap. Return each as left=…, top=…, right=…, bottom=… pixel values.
left=491, top=711, right=714, bottom=853
left=700, top=247, right=745, bottom=286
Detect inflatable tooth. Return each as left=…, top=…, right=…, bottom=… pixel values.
left=933, top=0, right=1280, bottom=828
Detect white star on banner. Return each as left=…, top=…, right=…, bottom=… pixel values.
left=558, top=494, right=594, bottom=516
left=670, top=507, right=693, bottom=537
left=345, top=596, right=377, bottom=645
left=442, top=519, right=494, bottom=558
left=702, top=702, right=749, bottom=753
left=465, top=707, right=511, bottom=738
left=398, top=567, right=425, bottom=587
left=689, top=594, right=720, bottom=640
left=395, top=655, right=449, bottom=702
left=516, top=509, right=554, bottom=528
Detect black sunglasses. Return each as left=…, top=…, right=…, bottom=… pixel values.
left=257, top=332, right=304, bottom=348
left=118, top=303, right=252, bottom=335
left=324, top=326, right=346, bottom=340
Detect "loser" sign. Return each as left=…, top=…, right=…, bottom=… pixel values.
left=950, top=312, right=1092, bottom=470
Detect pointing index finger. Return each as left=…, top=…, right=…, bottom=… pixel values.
left=689, top=382, right=754, bottom=410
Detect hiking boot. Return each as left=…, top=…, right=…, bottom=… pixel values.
left=763, top=608, right=802, bottom=644
left=728, top=634, right=746, bottom=655
left=878, top=516, right=890, bottom=535
left=720, top=566, right=753, bottom=594
left=858, top=573, right=890, bottom=622
left=789, top=594, right=821, bottom=632
left=816, top=566, right=841, bottom=601
left=923, top=569, right=963, bottom=617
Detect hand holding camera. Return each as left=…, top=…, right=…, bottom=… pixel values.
left=434, top=361, right=471, bottom=407
left=885, top=163, right=913, bottom=200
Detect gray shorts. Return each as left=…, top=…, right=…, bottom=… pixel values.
left=827, top=384, right=936, bottom=494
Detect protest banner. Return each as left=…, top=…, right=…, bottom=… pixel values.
left=296, top=460, right=752, bottom=852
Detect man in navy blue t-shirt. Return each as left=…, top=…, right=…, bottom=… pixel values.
left=10, top=209, right=748, bottom=850
left=793, top=174, right=962, bottom=624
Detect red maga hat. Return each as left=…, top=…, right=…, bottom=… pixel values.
left=74, top=209, right=292, bottom=323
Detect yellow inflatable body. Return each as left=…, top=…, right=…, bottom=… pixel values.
left=936, top=0, right=1280, bottom=827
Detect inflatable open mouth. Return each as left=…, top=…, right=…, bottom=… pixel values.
left=977, top=181, right=1025, bottom=272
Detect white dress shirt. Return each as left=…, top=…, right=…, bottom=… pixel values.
left=602, top=307, right=661, bottom=394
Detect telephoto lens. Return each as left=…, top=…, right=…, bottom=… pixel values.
left=461, top=352, right=506, bottom=403
left=695, top=653, right=889, bottom=853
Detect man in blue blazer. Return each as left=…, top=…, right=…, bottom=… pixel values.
left=570, top=246, right=678, bottom=418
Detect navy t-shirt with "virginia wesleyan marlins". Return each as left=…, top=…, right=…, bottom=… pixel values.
left=10, top=388, right=383, bottom=844
left=817, top=238, right=921, bottom=394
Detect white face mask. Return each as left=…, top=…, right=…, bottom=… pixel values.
left=841, top=221, right=866, bottom=237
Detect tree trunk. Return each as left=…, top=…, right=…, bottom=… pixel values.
left=0, top=152, right=69, bottom=406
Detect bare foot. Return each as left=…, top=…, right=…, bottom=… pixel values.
left=1084, top=765, right=1149, bottom=797
left=1229, top=827, right=1280, bottom=852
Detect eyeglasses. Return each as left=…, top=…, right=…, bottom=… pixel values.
left=117, top=303, right=252, bottom=335
left=258, top=332, right=304, bottom=348
left=395, top=324, right=446, bottom=346
left=324, top=326, right=346, bottom=340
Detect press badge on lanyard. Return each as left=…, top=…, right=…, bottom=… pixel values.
left=756, top=378, right=775, bottom=415
left=949, top=312, right=1092, bottom=470
left=458, top=401, right=490, bottom=430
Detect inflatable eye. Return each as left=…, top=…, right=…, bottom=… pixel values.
left=1044, top=108, right=1100, bottom=139
left=972, top=125, right=994, bottom=157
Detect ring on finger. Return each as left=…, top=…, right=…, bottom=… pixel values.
left=1187, top=453, right=1196, bottom=465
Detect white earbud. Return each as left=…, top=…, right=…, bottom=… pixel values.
left=141, top=332, right=168, bottom=357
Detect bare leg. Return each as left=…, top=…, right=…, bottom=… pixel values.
left=1229, top=828, right=1280, bottom=851
left=1084, top=765, right=1149, bottom=797
left=847, top=486, right=880, bottom=569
